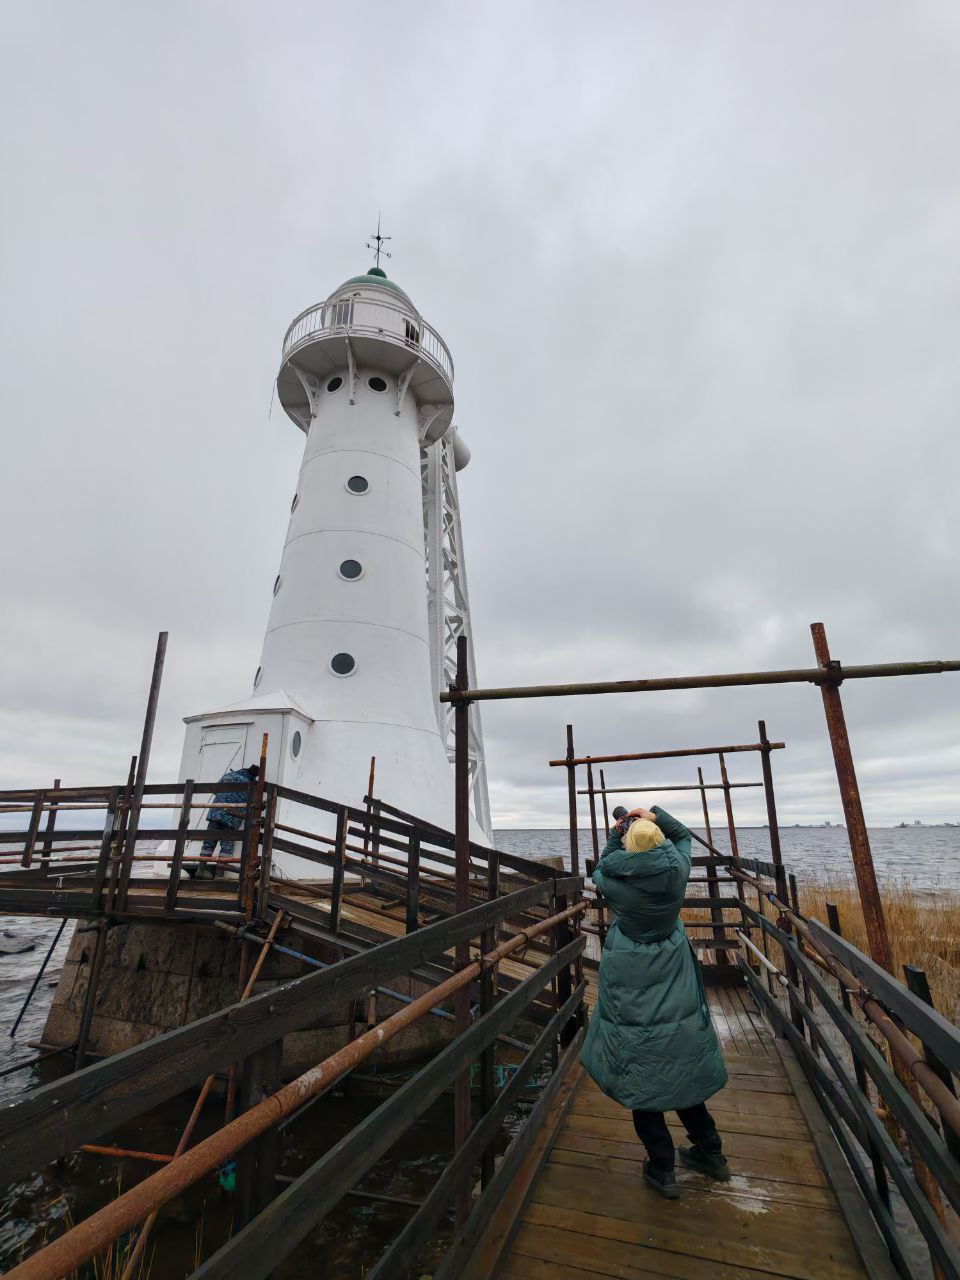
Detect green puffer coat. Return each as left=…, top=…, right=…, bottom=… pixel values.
left=580, top=806, right=728, bottom=1111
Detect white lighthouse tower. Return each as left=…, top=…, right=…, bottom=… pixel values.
left=177, top=256, right=491, bottom=870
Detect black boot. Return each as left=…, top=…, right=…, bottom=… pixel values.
left=679, top=1145, right=730, bottom=1181
left=643, top=1159, right=680, bottom=1199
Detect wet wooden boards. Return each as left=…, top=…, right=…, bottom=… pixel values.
left=493, top=987, right=876, bottom=1280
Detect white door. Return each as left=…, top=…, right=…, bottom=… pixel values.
left=198, top=724, right=249, bottom=787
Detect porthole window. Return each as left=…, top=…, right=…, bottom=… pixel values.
left=346, top=475, right=369, bottom=495
left=326, top=376, right=343, bottom=393
left=291, top=730, right=302, bottom=759
left=338, top=559, right=363, bottom=580
left=254, top=666, right=262, bottom=689
left=273, top=574, right=281, bottom=596
left=330, top=652, right=356, bottom=677
left=368, top=376, right=387, bottom=393
left=290, top=492, right=299, bottom=513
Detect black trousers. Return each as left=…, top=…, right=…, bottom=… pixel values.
left=201, top=819, right=238, bottom=856
left=632, top=1101, right=721, bottom=1172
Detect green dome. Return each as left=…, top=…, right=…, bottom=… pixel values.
left=336, top=270, right=412, bottom=302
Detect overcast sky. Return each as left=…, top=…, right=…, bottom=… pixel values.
left=2, top=2, right=958, bottom=831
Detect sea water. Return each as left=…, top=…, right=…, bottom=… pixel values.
left=496, top=824, right=960, bottom=886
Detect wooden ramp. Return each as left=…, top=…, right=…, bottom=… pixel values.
left=493, top=986, right=876, bottom=1280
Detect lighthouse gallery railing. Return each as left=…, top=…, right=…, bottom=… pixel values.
left=282, top=294, right=455, bottom=386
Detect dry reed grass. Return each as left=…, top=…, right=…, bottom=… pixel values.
left=682, top=873, right=960, bottom=1024
left=795, top=874, right=960, bottom=1023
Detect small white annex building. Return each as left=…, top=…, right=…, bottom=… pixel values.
left=178, top=265, right=491, bottom=873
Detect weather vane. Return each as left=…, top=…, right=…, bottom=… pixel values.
left=367, top=215, right=392, bottom=269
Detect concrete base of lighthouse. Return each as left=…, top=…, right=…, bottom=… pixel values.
left=42, top=917, right=455, bottom=1074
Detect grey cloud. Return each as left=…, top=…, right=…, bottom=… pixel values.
left=1, top=2, right=958, bottom=838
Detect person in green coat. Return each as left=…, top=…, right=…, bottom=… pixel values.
left=580, top=804, right=729, bottom=1198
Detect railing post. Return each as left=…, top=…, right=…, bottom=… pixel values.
left=788, top=873, right=816, bottom=1046
left=486, top=843, right=500, bottom=904
left=117, top=631, right=167, bottom=911
left=585, top=760, right=600, bottom=860
left=453, top=634, right=473, bottom=1227
left=240, top=734, right=269, bottom=922
left=19, top=792, right=46, bottom=869
left=717, top=754, right=737, bottom=853
left=75, top=919, right=109, bottom=1069
left=39, top=778, right=61, bottom=875
left=565, top=725, right=580, bottom=877
left=330, top=807, right=347, bottom=934
left=405, top=828, right=421, bottom=934
left=479, top=844, right=499, bottom=1190
left=363, top=755, right=377, bottom=862
left=553, top=880, right=576, bottom=1048
left=810, top=623, right=894, bottom=973
left=91, top=786, right=121, bottom=914
left=757, top=722, right=786, bottom=898
left=698, top=766, right=728, bottom=963
left=372, top=798, right=382, bottom=866
left=757, top=722, right=803, bottom=1034
left=903, top=965, right=960, bottom=1166
left=256, top=785, right=277, bottom=922
left=106, top=756, right=137, bottom=913
left=598, top=767, right=610, bottom=833
left=165, top=780, right=194, bottom=913
left=587, top=858, right=607, bottom=950
left=826, top=902, right=891, bottom=1209
left=235, top=1037, right=283, bottom=1227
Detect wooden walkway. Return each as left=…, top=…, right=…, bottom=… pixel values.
left=495, top=985, right=874, bottom=1280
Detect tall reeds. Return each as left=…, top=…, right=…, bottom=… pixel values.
left=682, top=873, right=960, bottom=1022
left=795, top=875, right=960, bottom=1022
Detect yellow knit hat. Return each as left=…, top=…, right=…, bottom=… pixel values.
left=623, top=818, right=665, bottom=853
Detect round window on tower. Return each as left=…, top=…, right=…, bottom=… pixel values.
left=291, top=730, right=302, bottom=759
left=254, top=666, right=262, bottom=689
left=330, top=653, right=356, bottom=677
left=273, top=574, right=282, bottom=596
left=346, top=475, right=369, bottom=495
left=338, top=559, right=363, bottom=581
left=327, top=376, right=343, bottom=393
left=368, top=376, right=387, bottom=393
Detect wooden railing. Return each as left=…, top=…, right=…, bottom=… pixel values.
left=0, top=877, right=586, bottom=1280
left=0, top=779, right=554, bottom=928
left=737, top=896, right=960, bottom=1280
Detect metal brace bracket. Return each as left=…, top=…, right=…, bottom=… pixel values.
left=814, top=658, right=845, bottom=687
left=395, top=360, right=417, bottom=418
left=345, top=337, right=358, bottom=404
left=418, top=404, right=443, bottom=444
left=290, top=362, right=322, bottom=422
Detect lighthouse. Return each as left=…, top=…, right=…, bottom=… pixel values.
left=177, top=260, right=491, bottom=871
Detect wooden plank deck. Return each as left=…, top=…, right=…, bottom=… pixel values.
left=495, top=986, right=871, bottom=1280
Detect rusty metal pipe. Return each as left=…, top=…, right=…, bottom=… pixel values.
left=7, top=899, right=585, bottom=1280
left=578, top=781, right=762, bottom=794
left=565, top=726, right=580, bottom=877
left=810, top=624, right=894, bottom=974
left=80, top=1145, right=172, bottom=1165
left=117, top=907, right=286, bottom=1280
left=446, top=659, right=960, bottom=706
left=550, top=742, right=786, bottom=767
left=861, top=999, right=960, bottom=1146
left=598, top=769, right=610, bottom=832
left=585, top=761, right=599, bottom=860
left=697, top=767, right=728, bottom=961
left=734, top=877, right=960, bottom=1147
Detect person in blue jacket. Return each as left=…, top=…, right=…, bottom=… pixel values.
left=185, top=764, right=259, bottom=880
left=580, top=803, right=729, bottom=1198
